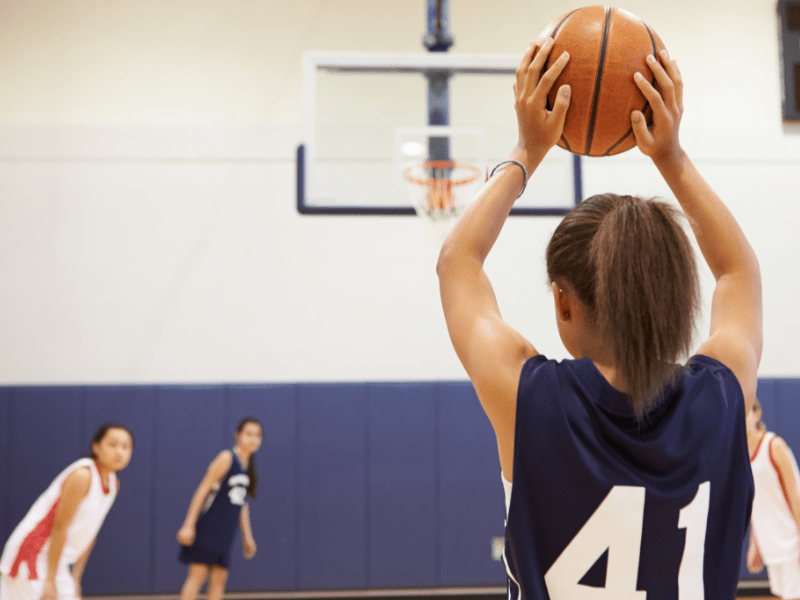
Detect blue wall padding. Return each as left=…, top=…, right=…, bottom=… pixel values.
left=295, top=384, right=369, bottom=590
left=438, top=383, right=505, bottom=585
left=777, top=381, right=800, bottom=454
left=367, top=383, right=438, bottom=588
left=0, top=388, right=10, bottom=547
left=0, top=379, right=796, bottom=594
left=7, top=388, right=83, bottom=524
left=758, top=379, right=778, bottom=435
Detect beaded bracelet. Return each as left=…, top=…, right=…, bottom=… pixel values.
left=489, top=159, right=528, bottom=198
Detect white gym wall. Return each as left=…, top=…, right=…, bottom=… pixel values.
left=1, top=0, right=797, bottom=384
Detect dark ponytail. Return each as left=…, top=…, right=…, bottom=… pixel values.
left=547, top=194, right=700, bottom=419
left=236, top=417, right=261, bottom=498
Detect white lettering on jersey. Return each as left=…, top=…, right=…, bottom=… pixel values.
left=228, top=486, right=247, bottom=506
left=229, top=474, right=249, bottom=487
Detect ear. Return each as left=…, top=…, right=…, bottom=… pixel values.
left=551, top=281, right=572, bottom=322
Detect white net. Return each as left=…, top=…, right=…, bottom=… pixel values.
left=403, top=160, right=482, bottom=222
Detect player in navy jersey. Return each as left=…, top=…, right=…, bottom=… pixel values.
left=437, top=38, right=762, bottom=600
left=176, top=417, right=262, bottom=600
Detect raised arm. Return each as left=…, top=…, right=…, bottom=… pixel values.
left=436, top=38, right=570, bottom=478
left=176, top=450, right=232, bottom=546
left=632, top=50, right=762, bottom=412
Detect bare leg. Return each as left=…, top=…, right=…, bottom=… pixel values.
left=206, top=565, right=229, bottom=600
left=180, top=563, right=210, bottom=600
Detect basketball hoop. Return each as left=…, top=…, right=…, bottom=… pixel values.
left=403, top=160, right=481, bottom=222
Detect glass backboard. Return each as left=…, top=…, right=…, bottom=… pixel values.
left=298, top=51, right=582, bottom=215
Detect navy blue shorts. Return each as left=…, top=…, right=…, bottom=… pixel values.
left=179, top=544, right=230, bottom=569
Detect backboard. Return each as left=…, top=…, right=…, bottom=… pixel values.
left=298, top=51, right=582, bottom=216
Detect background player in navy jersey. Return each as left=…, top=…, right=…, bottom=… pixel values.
left=176, top=417, right=262, bottom=600
left=437, top=37, right=762, bottom=600
left=746, top=398, right=800, bottom=599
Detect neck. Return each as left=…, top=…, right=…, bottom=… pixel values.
left=580, top=334, right=630, bottom=394
left=234, top=445, right=251, bottom=464
left=747, top=428, right=765, bottom=454
left=94, top=459, right=112, bottom=488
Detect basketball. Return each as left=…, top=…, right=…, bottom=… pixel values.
left=539, top=6, right=667, bottom=157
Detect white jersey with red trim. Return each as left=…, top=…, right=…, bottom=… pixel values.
left=751, top=431, right=800, bottom=564
left=0, top=458, right=118, bottom=580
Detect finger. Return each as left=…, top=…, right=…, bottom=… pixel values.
left=516, top=42, right=538, bottom=97
left=645, top=54, right=677, bottom=111
left=631, top=109, right=652, bottom=147
left=532, top=50, right=569, bottom=105
left=634, top=70, right=666, bottom=116
left=658, top=49, right=683, bottom=109
left=660, top=50, right=684, bottom=112
left=523, top=37, right=555, bottom=95
left=550, top=84, right=571, bottom=131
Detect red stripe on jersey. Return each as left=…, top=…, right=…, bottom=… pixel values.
left=768, top=437, right=793, bottom=511
left=751, top=431, right=767, bottom=462
left=94, top=460, right=110, bottom=495
left=9, top=499, right=60, bottom=579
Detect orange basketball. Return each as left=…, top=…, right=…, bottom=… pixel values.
left=539, top=6, right=667, bottom=157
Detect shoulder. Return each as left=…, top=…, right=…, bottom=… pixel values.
left=518, top=355, right=593, bottom=391
left=61, top=466, right=92, bottom=498
left=517, top=355, right=590, bottom=409
left=695, top=334, right=758, bottom=410
left=208, top=450, right=234, bottom=475
left=686, top=355, right=744, bottom=399
left=769, top=436, right=797, bottom=464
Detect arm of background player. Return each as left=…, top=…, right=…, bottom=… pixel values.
left=44, top=467, right=92, bottom=590
left=176, top=450, right=232, bottom=546
left=746, top=527, right=763, bottom=573
left=71, top=537, right=95, bottom=598
left=240, top=502, right=256, bottom=559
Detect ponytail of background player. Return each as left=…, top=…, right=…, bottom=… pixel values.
left=176, top=417, right=262, bottom=600
left=437, top=38, right=762, bottom=599
left=0, top=423, right=134, bottom=600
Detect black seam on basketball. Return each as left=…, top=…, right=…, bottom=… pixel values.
left=644, top=22, right=658, bottom=88
left=644, top=22, right=657, bottom=56
left=552, top=8, right=582, bottom=38
left=585, top=7, right=612, bottom=155
left=542, top=7, right=583, bottom=110
left=603, top=127, right=633, bottom=156
left=560, top=134, right=572, bottom=152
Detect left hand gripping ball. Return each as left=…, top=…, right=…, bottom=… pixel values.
left=539, top=5, right=667, bottom=157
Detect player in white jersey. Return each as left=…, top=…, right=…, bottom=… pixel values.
left=747, top=398, right=800, bottom=599
left=0, top=423, right=133, bottom=600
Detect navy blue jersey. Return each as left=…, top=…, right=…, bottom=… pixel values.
left=192, top=450, right=249, bottom=554
left=504, top=354, right=753, bottom=600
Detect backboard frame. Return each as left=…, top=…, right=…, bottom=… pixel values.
left=297, top=51, right=583, bottom=216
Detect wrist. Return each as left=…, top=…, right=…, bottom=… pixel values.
left=651, top=146, right=687, bottom=175
left=509, top=145, right=548, bottom=173
left=490, top=160, right=529, bottom=198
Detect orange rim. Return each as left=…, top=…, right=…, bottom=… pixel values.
left=403, top=161, right=481, bottom=187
